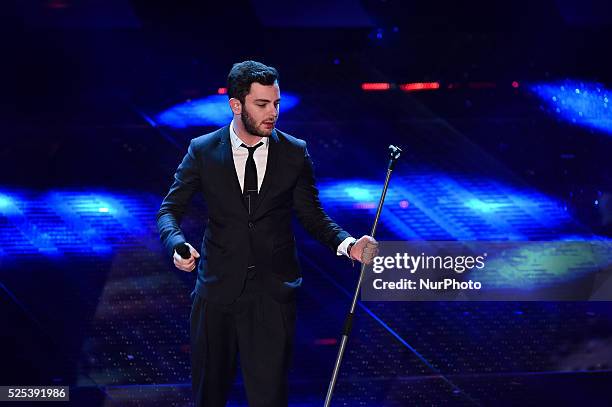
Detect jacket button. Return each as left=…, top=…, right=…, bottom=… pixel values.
left=248, top=221, right=254, bottom=229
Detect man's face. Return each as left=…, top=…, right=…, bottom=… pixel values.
left=241, top=82, right=280, bottom=137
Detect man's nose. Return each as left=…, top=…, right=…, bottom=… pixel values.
left=267, top=104, right=278, bottom=117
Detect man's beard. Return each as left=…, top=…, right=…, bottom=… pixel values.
left=241, top=105, right=274, bottom=137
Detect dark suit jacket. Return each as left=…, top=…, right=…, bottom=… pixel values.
left=157, top=125, right=351, bottom=304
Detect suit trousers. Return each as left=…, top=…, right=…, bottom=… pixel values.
left=190, top=269, right=297, bottom=407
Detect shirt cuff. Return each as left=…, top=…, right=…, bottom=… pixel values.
left=336, top=237, right=357, bottom=258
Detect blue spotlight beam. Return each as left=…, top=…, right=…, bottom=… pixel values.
left=318, top=172, right=591, bottom=242
left=530, top=80, right=612, bottom=135
left=0, top=192, right=60, bottom=256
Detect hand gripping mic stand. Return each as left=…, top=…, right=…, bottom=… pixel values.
left=324, top=145, right=402, bottom=407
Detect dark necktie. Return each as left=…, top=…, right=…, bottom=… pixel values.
left=241, top=142, right=264, bottom=214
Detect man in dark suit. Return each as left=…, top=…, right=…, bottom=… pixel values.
left=157, top=60, right=378, bottom=407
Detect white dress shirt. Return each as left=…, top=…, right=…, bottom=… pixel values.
left=229, top=120, right=269, bottom=193
left=229, top=120, right=355, bottom=258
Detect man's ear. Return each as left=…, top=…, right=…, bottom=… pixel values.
left=229, top=98, right=242, bottom=115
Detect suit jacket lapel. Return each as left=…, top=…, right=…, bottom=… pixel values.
left=252, top=129, right=279, bottom=215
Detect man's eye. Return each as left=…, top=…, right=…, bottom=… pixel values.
left=257, top=104, right=266, bottom=107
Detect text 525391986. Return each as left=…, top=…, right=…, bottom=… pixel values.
left=0, top=386, right=69, bottom=401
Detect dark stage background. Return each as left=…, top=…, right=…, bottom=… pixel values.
left=1, top=1, right=612, bottom=406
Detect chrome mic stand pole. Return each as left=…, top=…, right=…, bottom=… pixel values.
left=324, top=145, right=402, bottom=407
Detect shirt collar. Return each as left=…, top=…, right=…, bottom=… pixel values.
left=229, top=120, right=269, bottom=150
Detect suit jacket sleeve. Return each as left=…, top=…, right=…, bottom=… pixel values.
left=292, top=143, right=352, bottom=253
left=156, top=139, right=202, bottom=256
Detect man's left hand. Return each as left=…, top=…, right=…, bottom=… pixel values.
left=350, top=235, right=379, bottom=265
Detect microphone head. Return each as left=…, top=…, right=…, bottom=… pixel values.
left=388, top=145, right=402, bottom=161
left=175, top=243, right=191, bottom=259
left=387, top=145, right=403, bottom=170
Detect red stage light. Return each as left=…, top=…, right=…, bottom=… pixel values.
left=399, top=82, right=440, bottom=92
left=512, top=81, right=520, bottom=88
left=217, top=87, right=228, bottom=95
left=361, top=82, right=391, bottom=91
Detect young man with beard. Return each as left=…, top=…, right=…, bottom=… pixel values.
left=157, top=60, right=378, bottom=407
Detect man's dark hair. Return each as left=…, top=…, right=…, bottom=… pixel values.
left=227, top=61, right=279, bottom=104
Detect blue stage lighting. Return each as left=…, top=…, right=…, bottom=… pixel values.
left=343, top=186, right=375, bottom=201
left=318, top=174, right=596, bottom=241
left=0, top=190, right=157, bottom=257
left=0, top=194, right=15, bottom=213
left=465, top=199, right=506, bottom=213
left=530, top=80, right=612, bottom=135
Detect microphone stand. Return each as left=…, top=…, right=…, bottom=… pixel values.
left=324, top=145, right=402, bottom=407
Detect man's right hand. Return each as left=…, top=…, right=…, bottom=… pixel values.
left=173, top=242, right=200, bottom=272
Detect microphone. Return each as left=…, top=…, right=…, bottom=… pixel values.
left=174, top=243, right=191, bottom=259
left=388, top=145, right=402, bottom=170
